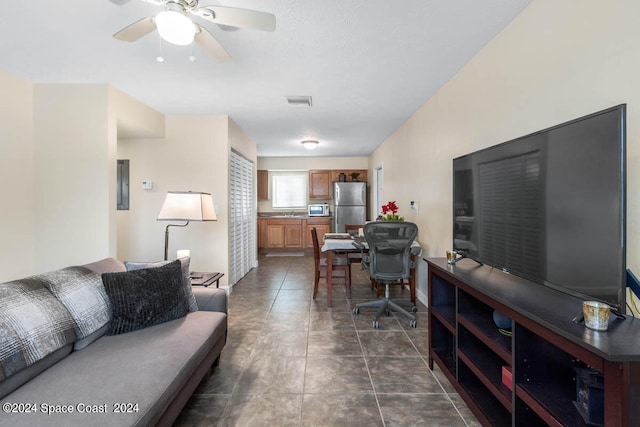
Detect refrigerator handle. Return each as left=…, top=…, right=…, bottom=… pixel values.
left=335, top=185, right=339, bottom=204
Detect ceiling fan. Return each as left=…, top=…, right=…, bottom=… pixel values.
left=112, top=0, right=276, bottom=62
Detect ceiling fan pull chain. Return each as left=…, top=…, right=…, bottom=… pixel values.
left=189, top=43, right=197, bottom=62
left=156, top=36, right=164, bottom=62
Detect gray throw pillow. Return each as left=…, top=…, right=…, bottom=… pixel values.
left=102, top=260, right=188, bottom=335
left=0, top=278, right=77, bottom=382
left=124, top=257, right=198, bottom=312
left=36, top=267, right=111, bottom=344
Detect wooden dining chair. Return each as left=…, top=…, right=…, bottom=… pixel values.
left=311, top=227, right=351, bottom=299
left=344, top=225, right=363, bottom=262
left=344, top=224, right=362, bottom=236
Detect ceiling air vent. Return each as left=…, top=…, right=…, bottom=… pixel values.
left=286, top=96, right=312, bottom=107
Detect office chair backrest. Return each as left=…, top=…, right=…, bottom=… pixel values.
left=363, top=221, right=418, bottom=283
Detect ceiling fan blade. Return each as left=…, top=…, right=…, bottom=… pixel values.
left=108, top=0, right=131, bottom=5
left=195, top=6, right=276, bottom=32
left=113, top=17, right=156, bottom=42
left=194, top=25, right=231, bottom=62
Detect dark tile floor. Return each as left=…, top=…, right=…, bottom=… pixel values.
left=174, top=253, right=480, bottom=426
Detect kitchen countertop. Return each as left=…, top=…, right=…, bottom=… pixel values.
left=257, top=214, right=333, bottom=219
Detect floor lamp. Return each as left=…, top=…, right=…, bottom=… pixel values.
left=157, top=191, right=217, bottom=260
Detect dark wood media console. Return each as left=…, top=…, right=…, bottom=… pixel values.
left=427, top=258, right=640, bottom=426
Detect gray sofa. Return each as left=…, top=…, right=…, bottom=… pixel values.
left=0, top=257, right=227, bottom=426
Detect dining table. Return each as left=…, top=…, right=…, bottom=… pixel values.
left=321, top=233, right=422, bottom=308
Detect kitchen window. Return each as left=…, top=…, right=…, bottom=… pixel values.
left=272, top=171, right=307, bottom=209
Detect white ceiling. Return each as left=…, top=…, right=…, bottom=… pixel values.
left=0, top=0, right=531, bottom=157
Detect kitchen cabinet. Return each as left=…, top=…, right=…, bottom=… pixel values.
left=309, top=170, right=331, bottom=199
left=258, top=217, right=331, bottom=249
left=330, top=169, right=367, bottom=183
left=257, top=218, right=267, bottom=248
left=257, top=170, right=269, bottom=201
left=304, top=218, right=331, bottom=248
left=284, top=223, right=303, bottom=248
left=265, top=218, right=303, bottom=248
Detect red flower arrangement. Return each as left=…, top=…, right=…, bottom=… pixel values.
left=380, top=201, right=404, bottom=221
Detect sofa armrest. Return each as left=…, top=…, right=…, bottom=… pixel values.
left=192, top=287, right=227, bottom=313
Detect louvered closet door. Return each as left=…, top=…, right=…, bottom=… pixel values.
left=230, top=150, right=256, bottom=285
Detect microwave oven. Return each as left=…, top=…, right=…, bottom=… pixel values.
left=308, top=204, right=330, bottom=216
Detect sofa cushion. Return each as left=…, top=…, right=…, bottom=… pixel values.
left=0, top=311, right=227, bottom=427
left=125, top=256, right=198, bottom=312
left=0, top=278, right=77, bottom=383
left=102, top=260, right=188, bottom=335
left=0, top=344, right=71, bottom=399
left=82, top=257, right=126, bottom=275
left=36, top=267, right=111, bottom=348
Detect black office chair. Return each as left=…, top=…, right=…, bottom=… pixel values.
left=352, top=221, right=418, bottom=329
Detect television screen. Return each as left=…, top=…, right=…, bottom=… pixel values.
left=453, top=105, right=626, bottom=310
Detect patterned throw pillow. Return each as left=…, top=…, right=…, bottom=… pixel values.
left=124, top=256, right=198, bottom=312
left=36, top=267, right=111, bottom=342
left=0, top=278, right=77, bottom=382
left=102, top=260, right=188, bottom=335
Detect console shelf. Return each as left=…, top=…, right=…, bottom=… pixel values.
left=427, top=258, right=640, bottom=426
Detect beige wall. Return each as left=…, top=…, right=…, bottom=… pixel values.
left=117, top=115, right=232, bottom=286
left=229, top=117, right=257, bottom=162
left=0, top=71, right=247, bottom=287
left=0, top=74, right=166, bottom=281
left=33, top=84, right=113, bottom=273
left=0, top=71, right=34, bottom=281
left=371, top=0, right=640, bottom=303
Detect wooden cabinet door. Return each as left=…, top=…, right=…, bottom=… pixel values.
left=331, top=170, right=347, bottom=183
left=309, top=170, right=331, bottom=199
left=257, top=170, right=269, bottom=201
left=351, top=169, right=367, bottom=182
left=266, top=224, right=285, bottom=248
left=284, top=225, right=303, bottom=248
left=257, top=218, right=267, bottom=248
left=305, top=219, right=332, bottom=248
left=331, top=169, right=367, bottom=183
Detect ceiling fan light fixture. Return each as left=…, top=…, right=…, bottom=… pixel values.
left=301, top=140, right=319, bottom=150
left=155, top=10, right=196, bottom=46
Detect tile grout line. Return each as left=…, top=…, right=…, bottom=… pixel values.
left=353, top=311, right=387, bottom=427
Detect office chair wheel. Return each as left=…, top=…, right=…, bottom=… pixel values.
left=409, top=320, right=417, bottom=328
left=373, top=320, right=379, bottom=329
left=352, top=307, right=360, bottom=315
left=411, top=306, right=418, bottom=313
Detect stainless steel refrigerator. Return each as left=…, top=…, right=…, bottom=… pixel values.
left=333, top=182, right=367, bottom=232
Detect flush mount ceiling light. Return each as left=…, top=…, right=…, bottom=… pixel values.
left=287, top=96, right=312, bottom=107
left=155, top=8, right=196, bottom=46
left=301, top=140, right=319, bottom=150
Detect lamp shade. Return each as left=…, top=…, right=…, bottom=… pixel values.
left=157, top=191, right=217, bottom=221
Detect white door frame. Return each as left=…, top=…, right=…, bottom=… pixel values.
left=373, top=163, right=383, bottom=219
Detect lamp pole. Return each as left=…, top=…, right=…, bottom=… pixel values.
left=164, top=221, right=190, bottom=260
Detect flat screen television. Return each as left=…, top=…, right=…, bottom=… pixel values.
left=453, top=105, right=626, bottom=311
